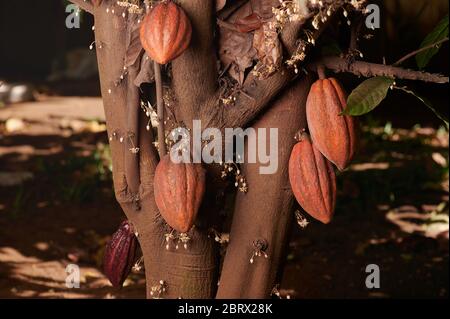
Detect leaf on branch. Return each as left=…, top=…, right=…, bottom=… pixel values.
left=344, top=77, right=395, bottom=116
left=395, top=87, right=449, bottom=129
left=416, top=14, right=449, bottom=69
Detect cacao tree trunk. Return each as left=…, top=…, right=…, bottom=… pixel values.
left=71, top=0, right=311, bottom=299
left=217, top=77, right=313, bottom=298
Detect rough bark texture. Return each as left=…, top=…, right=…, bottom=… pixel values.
left=92, top=1, right=219, bottom=298
left=217, top=77, right=313, bottom=298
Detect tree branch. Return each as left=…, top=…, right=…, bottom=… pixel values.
left=312, top=56, right=449, bottom=83
left=68, top=0, right=94, bottom=14
left=202, top=16, right=313, bottom=131
left=171, top=0, right=218, bottom=125
left=393, top=37, right=449, bottom=66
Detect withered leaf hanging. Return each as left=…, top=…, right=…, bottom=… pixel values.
left=219, top=28, right=256, bottom=84
left=250, top=0, right=280, bottom=19
left=124, top=16, right=144, bottom=69
left=235, top=13, right=263, bottom=33
left=134, top=54, right=155, bottom=87
left=253, top=23, right=283, bottom=73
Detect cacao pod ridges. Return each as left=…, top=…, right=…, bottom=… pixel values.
left=140, top=1, right=192, bottom=65
left=103, top=221, right=138, bottom=288
left=306, top=77, right=358, bottom=171
left=154, top=155, right=206, bottom=233
left=288, top=134, right=337, bottom=224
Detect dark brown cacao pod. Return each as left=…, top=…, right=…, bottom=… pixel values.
left=103, top=221, right=137, bottom=288
left=288, top=134, right=336, bottom=224
left=154, top=155, right=206, bottom=233
left=140, top=1, right=192, bottom=64
left=306, top=78, right=358, bottom=171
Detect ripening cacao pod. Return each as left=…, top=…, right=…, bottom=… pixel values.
left=154, top=155, right=206, bottom=233
left=140, top=1, right=192, bottom=64
left=289, top=134, right=336, bottom=224
left=103, top=221, right=138, bottom=288
left=306, top=78, right=358, bottom=171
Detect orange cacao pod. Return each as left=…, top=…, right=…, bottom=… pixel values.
left=289, top=134, right=336, bottom=224
left=306, top=78, right=358, bottom=170
left=103, top=221, right=138, bottom=288
left=154, top=155, right=206, bottom=233
left=140, top=1, right=192, bottom=64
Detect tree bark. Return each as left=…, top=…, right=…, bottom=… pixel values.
left=91, top=1, right=219, bottom=299
left=217, top=76, right=313, bottom=298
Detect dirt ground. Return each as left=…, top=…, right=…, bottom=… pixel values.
left=0, top=96, right=448, bottom=299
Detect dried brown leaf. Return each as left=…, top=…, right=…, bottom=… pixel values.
left=219, top=28, right=256, bottom=84
left=250, top=0, right=280, bottom=19
left=134, top=54, right=155, bottom=87
left=253, top=23, right=283, bottom=72
left=125, top=17, right=144, bottom=68
left=235, top=13, right=263, bottom=33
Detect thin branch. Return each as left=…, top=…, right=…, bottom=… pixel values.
left=68, top=0, right=94, bottom=14
left=154, top=62, right=166, bottom=158
left=312, top=56, right=449, bottom=83
left=393, top=37, right=449, bottom=66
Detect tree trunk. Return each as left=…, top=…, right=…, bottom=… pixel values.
left=217, top=77, right=313, bottom=298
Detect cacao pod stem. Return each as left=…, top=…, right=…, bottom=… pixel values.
left=154, top=61, right=166, bottom=157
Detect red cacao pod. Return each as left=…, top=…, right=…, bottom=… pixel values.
left=103, top=221, right=137, bottom=288
left=288, top=134, right=336, bottom=224
left=306, top=78, right=358, bottom=171
left=140, top=1, right=192, bottom=64
left=154, top=155, right=206, bottom=233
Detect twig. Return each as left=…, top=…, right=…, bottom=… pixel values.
left=154, top=61, right=166, bottom=157
left=311, top=56, right=449, bottom=83
left=393, top=37, right=449, bottom=66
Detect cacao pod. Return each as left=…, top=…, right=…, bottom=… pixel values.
left=306, top=78, right=358, bottom=171
left=140, top=1, right=192, bottom=65
left=288, top=134, right=336, bottom=224
left=154, top=155, right=206, bottom=233
left=103, top=221, right=138, bottom=288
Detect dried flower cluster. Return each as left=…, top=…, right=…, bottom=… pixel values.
left=164, top=230, right=192, bottom=250
left=220, top=162, right=248, bottom=193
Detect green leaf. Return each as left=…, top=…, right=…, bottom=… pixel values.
left=343, top=77, right=395, bottom=116
left=395, top=87, right=449, bottom=129
left=416, top=14, right=449, bottom=69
